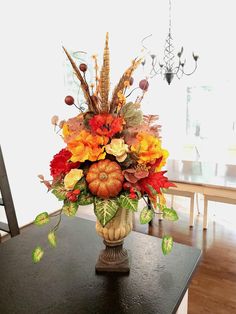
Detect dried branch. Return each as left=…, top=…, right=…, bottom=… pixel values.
left=63, top=46, right=98, bottom=113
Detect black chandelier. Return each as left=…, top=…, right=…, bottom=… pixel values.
left=142, top=0, right=199, bottom=85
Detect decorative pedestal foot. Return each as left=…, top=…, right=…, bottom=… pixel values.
left=96, top=240, right=130, bottom=273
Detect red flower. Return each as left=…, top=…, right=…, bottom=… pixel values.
left=148, top=156, right=163, bottom=173
left=89, top=113, right=123, bottom=137
left=50, top=149, right=80, bottom=179
left=137, top=171, right=176, bottom=198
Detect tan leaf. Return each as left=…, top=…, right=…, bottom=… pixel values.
left=51, top=115, right=59, bottom=125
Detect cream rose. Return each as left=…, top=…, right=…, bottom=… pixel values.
left=105, top=139, right=129, bottom=162
left=64, top=169, right=83, bottom=190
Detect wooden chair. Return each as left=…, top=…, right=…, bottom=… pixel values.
left=0, top=145, right=20, bottom=238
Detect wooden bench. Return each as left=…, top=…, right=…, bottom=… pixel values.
left=167, top=182, right=236, bottom=229
left=203, top=186, right=236, bottom=229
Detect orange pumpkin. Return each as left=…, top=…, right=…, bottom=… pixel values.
left=86, top=159, right=124, bottom=199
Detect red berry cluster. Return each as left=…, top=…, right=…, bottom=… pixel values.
left=129, top=187, right=136, bottom=199
left=66, top=189, right=81, bottom=202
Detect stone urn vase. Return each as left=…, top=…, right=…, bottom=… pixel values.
left=95, top=207, right=133, bottom=273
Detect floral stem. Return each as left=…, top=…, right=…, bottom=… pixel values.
left=52, top=208, right=63, bottom=232
left=126, top=87, right=139, bottom=98
left=50, top=210, right=62, bottom=217
left=142, top=195, right=150, bottom=208
left=73, top=103, right=84, bottom=112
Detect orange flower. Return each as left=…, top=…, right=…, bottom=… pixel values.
left=66, top=130, right=109, bottom=162
left=89, top=113, right=123, bottom=138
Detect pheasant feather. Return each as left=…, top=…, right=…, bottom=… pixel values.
left=99, top=32, right=110, bottom=112
left=110, top=58, right=142, bottom=113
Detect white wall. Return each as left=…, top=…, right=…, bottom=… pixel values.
left=0, top=0, right=235, bottom=227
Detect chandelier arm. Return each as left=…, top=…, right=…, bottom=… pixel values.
left=141, top=34, right=153, bottom=51
left=173, top=62, right=182, bottom=74
left=182, top=61, right=198, bottom=76
left=162, top=64, right=168, bottom=72
left=176, top=69, right=184, bottom=79
left=150, top=66, right=163, bottom=77
left=150, top=58, right=157, bottom=74
left=152, top=57, right=158, bottom=68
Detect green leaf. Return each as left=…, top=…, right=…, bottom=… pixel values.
left=162, top=235, right=174, bottom=255
left=162, top=207, right=179, bottom=221
left=119, top=194, right=138, bottom=212
left=34, top=212, right=50, bottom=226
left=48, top=231, right=57, bottom=248
left=62, top=201, right=78, bottom=217
left=52, top=182, right=67, bottom=201
left=32, top=246, right=44, bottom=263
left=77, top=193, right=94, bottom=205
left=74, top=177, right=87, bottom=192
left=140, top=206, right=154, bottom=224
left=121, top=102, right=143, bottom=127
left=94, top=198, right=119, bottom=227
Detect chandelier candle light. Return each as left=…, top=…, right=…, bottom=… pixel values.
left=32, top=33, right=179, bottom=273
left=143, top=0, right=199, bottom=85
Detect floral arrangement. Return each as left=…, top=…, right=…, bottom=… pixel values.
left=32, top=33, right=178, bottom=263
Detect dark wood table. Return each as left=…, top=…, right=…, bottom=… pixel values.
left=0, top=217, right=201, bottom=314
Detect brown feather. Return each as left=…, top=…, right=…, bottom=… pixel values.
left=110, top=58, right=142, bottom=113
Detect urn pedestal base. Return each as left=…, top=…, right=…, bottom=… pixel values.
left=95, top=240, right=130, bottom=273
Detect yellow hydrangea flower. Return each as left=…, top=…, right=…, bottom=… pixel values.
left=131, top=132, right=167, bottom=164
left=64, top=169, right=83, bottom=190
left=156, top=149, right=169, bottom=171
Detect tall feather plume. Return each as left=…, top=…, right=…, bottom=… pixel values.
left=110, top=58, right=142, bottom=113
left=99, top=32, right=110, bottom=112
left=62, top=46, right=98, bottom=113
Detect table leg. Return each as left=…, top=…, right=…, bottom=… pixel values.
left=203, top=196, right=208, bottom=229
left=171, top=194, right=174, bottom=208
left=196, top=193, right=200, bottom=215
left=176, top=289, right=188, bottom=314
left=189, top=195, right=194, bottom=227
